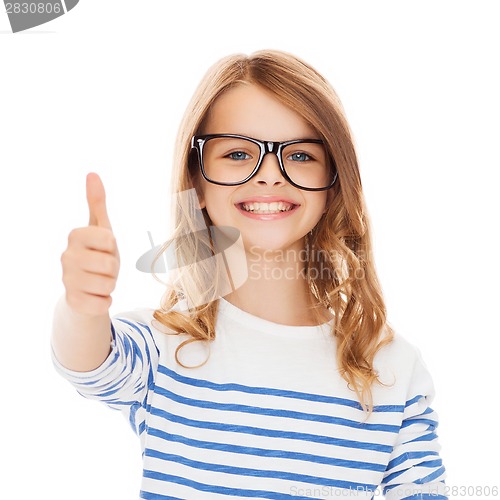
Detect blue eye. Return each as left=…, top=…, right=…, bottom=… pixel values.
left=228, top=151, right=251, bottom=161
left=289, top=152, right=311, bottom=162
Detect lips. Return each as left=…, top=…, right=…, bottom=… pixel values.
left=234, top=195, right=301, bottom=219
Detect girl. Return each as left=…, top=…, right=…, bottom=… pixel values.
left=52, top=50, right=447, bottom=499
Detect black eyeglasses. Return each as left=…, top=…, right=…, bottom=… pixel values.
left=191, top=134, right=338, bottom=191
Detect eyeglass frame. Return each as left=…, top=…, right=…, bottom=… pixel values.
left=191, top=133, right=338, bottom=192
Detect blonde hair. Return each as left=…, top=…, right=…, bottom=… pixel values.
left=152, top=49, right=394, bottom=412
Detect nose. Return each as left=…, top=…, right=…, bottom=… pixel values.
left=252, top=152, right=287, bottom=187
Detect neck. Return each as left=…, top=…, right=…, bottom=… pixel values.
left=223, top=241, right=333, bottom=327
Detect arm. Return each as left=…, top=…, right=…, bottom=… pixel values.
left=52, top=173, right=159, bottom=432
left=51, top=293, right=112, bottom=372
left=51, top=172, right=119, bottom=372
left=52, top=308, right=159, bottom=434
left=382, top=348, right=447, bottom=499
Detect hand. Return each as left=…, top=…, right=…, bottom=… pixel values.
left=60, top=173, right=120, bottom=317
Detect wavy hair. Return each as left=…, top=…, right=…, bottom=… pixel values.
left=151, top=49, right=394, bottom=413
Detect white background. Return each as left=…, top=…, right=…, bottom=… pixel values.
left=1, top=1, right=499, bottom=498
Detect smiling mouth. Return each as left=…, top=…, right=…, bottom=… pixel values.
left=237, top=201, right=298, bottom=214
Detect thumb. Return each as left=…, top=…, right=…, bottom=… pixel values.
left=86, top=172, right=112, bottom=229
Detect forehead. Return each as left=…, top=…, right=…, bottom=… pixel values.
left=203, top=83, right=319, bottom=141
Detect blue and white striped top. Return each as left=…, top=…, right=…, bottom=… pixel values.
left=52, top=297, right=447, bottom=499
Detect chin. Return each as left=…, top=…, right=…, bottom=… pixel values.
left=242, top=234, right=301, bottom=254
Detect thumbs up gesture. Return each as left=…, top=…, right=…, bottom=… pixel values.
left=60, top=173, right=121, bottom=317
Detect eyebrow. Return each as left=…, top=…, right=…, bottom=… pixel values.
left=203, top=132, right=323, bottom=142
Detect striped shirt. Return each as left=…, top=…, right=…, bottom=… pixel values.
left=52, top=297, right=447, bottom=499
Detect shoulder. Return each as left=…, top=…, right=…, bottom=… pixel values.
left=112, top=307, right=156, bottom=323
left=111, top=299, right=188, bottom=330
left=111, top=307, right=168, bottom=344
left=111, top=306, right=185, bottom=348
left=373, top=328, right=435, bottom=398
left=111, top=307, right=158, bottom=334
left=375, top=329, right=422, bottom=366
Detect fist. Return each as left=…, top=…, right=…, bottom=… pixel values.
left=60, top=173, right=120, bottom=317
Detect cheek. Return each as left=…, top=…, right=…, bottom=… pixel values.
left=202, top=191, right=227, bottom=224
left=308, top=194, right=328, bottom=217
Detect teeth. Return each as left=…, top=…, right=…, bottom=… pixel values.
left=241, top=201, right=294, bottom=213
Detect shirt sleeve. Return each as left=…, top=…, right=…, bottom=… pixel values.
left=382, top=347, right=447, bottom=499
left=51, top=309, right=159, bottom=435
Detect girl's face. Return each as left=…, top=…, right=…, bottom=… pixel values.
left=196, top=83, right=329, bottom=253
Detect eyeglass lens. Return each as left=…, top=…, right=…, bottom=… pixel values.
left=201, top=137, right=334, bottom=189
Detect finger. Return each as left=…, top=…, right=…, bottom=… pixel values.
left=86, top=172, right=112, bottom=229
left=63, top=271, right=117, bottom=300
left=67, top=227, right=118, bottom=254
left=79, top=272, right=118, bottom=297
left=79, top=249, right=120, bottom=278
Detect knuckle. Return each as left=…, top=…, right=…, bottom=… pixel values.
left=67, top=227, right=81, bottom=244
left=60, top=250, right=67, bottom=265
left=102, top=256, right=116, bottom=276
left=112, top=257, right=120, bottom=276
left=91, top=274, right=112, bottom=296
left=60, top=250, right=74, bottom=271
left=103, top=277, right=116, bottom=295
left=95, top=228, right=115, bottom=251
left=61, top=272, right=70, bottom=287
left=106, top=232, right=117, bottom=251
left=61, top=249, right=80, bottom=271
left=62, top=271, right=78, bottom=293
